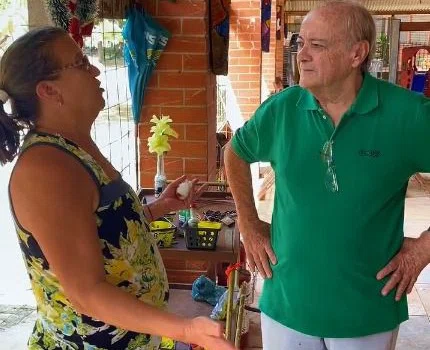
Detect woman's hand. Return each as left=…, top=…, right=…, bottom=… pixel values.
left=184, top=316, right=236, bottom=350
left=153, top=176, right=207, bottom=216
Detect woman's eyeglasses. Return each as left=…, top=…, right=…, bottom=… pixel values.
left=321, top=140, right=339, bottom=192
left=48, top=55, right=93, bottom=76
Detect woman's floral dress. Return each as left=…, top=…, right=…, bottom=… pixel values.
left=9, top=132, right=169, bottom=349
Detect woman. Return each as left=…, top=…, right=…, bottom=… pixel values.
left=0, top=27, right=234, bottom=350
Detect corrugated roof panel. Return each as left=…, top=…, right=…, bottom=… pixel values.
left=286, top=0, right=430, bottom=14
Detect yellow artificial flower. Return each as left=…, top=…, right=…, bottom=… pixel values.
left=147, top=115, right=178, bottom=156
left=150, top=114, right=172, bottom=126
left=148, top=134, right=171, bottom=155
left=150, top=124, right=178, bottom=138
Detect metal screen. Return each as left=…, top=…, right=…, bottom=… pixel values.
left=85, top=16, right=137, bottom=189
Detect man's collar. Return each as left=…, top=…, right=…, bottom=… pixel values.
left=296, top=73, right=379, bottom=115
left=349, top=72, right=379, bottom=115
left=296, top=87, right=319, bottom=111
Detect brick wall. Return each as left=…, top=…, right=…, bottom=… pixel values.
left=228, top=0, right=262, bottom=121
left=138, top=0, right=217, bottom=188
left=228, top=0, right=284, bottom=121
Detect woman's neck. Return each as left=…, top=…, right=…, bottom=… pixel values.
left=34, top=124, right=93, bottom=144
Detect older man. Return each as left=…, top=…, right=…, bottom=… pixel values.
left=224, top=1, right=430, bottom=349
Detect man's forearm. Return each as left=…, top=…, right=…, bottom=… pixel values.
left=224, top=142, right=259, bottom=221
left=419, top=229, right=430, bottom=264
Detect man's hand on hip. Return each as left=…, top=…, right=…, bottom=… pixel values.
left=239, top=218, right=277, bottom=279
left=377, top=231, right=430, bottom=301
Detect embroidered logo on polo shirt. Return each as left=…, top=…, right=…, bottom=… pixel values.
left=358, top=149, right=381, bottom=158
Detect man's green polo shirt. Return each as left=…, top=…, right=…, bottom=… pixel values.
left=231, top=73, right=430, bottom=337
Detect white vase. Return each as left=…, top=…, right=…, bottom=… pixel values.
left=154, top=153, right=166, bottom=197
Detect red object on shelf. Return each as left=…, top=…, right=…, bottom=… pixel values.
left=217, top=241, right=247, bottom=286
left=398, top=46, right=430, bottom=90
left=225, top=262, right=241, bottom=278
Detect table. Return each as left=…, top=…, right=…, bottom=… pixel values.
left=139, top=188, right=241, bottom=289
left=139, top=188, right=252, bottom=348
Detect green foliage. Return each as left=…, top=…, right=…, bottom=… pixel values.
left=45, top=0, right=98, bottom=29
left=0, top=0, right=12, bottom=12
left=45, top=0, right=70, bottom=30
left=375, top=33, right=390, bottom=66
left=76, top=0, right=98, bottom=23
left=100, top=44, right=124, bottom=65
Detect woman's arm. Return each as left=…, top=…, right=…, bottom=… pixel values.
left=146, top=176, right=207, bottom=220
left=10, top=147, right=233, bottom=349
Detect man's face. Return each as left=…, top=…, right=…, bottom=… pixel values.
left=297, top=11, right=356, bottom=91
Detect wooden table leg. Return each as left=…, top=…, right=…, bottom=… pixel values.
left=207, top=261, right=216, bottom=282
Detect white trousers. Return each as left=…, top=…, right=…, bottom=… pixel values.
left=261, top=313, right=399, bottom=350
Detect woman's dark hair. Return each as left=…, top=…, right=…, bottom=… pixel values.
left=0, top=26, right=67, bottom=165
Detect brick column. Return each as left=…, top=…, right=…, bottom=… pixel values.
left=138, top=0, right=217, bottom=187
left=28, top=0, right=52, bottom=29
left=228, top=0, right=262, bottom=121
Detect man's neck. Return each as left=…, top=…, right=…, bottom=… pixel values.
left=311, top=72, right=363, bottom=126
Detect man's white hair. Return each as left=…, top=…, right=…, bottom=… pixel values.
left=311, top=0, right=376, bottom=72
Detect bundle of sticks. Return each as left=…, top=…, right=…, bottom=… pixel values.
left=224, top=268, right=247, bottom=348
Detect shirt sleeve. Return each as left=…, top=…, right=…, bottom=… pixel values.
left=408, top=97, right=430, bottom=172
left=231, top=98, right=276, bottom=164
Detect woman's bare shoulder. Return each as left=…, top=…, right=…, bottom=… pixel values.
left=10, top=144, right=99, bottom=223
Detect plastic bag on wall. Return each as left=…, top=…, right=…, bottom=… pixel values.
left=261, top=0, right=271, bottom=52
left=210, top=0, right=230, bottom=75
left=276, top=5, right=282, bottom=40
